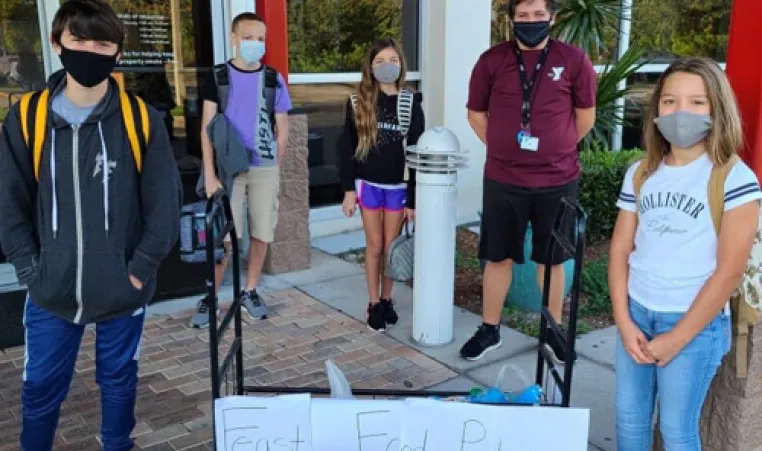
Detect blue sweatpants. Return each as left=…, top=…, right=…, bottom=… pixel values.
left=21, top=298, right=145, bottom=451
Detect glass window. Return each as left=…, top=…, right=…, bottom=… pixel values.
left=112, top=0, right=217, bottom=165
left=632, top=0, right=731, bottom=62
left=0, top=0, right=44, bottom=265
left=287, top=0, right=420, bottom=73
left=0, top=0, right=45, bottom=123
left=291, top=81, right=420, bottom=207
left=490, top=0, right=731, bottom=62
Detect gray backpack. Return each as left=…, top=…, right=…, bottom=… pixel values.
left=179, top=200, right=226, bottom=264
left=385, top=220, right=414, bottom=282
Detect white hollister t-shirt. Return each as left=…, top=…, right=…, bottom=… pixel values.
left=616, top=153, right=762, bottom=313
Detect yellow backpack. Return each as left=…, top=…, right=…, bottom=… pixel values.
left=18, top=86, right=151, bottom=179
left=634, top=156, right=762, bottom=378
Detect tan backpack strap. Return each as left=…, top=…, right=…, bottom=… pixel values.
left=732, top=296, right=751, bottom=378
left=707, top=155, right=739, bottom=236
left=632, top=161, right=647, bottom=200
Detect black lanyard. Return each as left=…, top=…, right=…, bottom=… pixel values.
left=514, top=40, right=552, bottom=130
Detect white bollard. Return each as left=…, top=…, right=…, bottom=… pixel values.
left=406, top=127, right=468, bottom=347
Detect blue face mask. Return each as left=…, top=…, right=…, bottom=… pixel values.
left=239, top=40, right=265, bottom=64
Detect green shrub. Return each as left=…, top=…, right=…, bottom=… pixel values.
left=580, top=257, right=611, bottom=317
left=579, top=148, right=643, bottom=243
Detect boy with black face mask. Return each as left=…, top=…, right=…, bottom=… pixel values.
left=462, top=0, right=597, bottom=364
left=0, top=0, right=181, bottom=449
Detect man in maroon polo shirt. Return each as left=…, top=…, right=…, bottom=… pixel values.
left=460, top=0, right=596, bottom=363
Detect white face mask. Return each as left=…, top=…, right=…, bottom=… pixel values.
left=654, top=111, right=712, bottom=149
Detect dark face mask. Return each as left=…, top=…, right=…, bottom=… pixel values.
left=59, top=46, right=118, bottom=88
left=513, top=21, right=551, bottom=48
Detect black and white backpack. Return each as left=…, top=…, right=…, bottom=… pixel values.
left=349, top=89, right=415, bottom=137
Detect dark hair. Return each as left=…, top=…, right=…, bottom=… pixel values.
left=507, top=0, right=556, bottom=18
left=232, top=12, right=265, bottom=31
left=51, top=0, right=125, bottom=50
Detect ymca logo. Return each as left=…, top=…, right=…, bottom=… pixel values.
left=549, top=67, right=565, bottom=81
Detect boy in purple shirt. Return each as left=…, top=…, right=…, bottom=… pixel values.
left=193, top=12, right=292, bottom=327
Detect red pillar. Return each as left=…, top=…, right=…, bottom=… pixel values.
left=256, top=0, right=289, bottom=83
left=725, top=0, right=762, bottom=177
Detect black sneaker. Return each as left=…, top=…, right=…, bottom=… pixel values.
left=367, top=302, right=386, bottom=332
left=543, top=329, right=578, bottom=365
left=379, top=298, right=398, bottom=326
left=460, top=324, right=503, bottom=361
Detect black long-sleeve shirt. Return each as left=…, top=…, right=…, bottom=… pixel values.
left=338, top=90, right=425, bottom=209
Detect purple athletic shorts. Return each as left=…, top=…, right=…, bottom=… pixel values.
left=355, top=179, right=407, bottom=211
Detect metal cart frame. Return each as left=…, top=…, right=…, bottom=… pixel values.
left=205, top=192, right=586, bottom=443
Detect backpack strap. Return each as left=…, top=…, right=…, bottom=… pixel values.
left=18, top=87, right=149, bottom=179
left=349, top=93, right=358, bottom=112
left=263, top=65, right=279, bottom=134
left=705, top=155, right=756, bottom=378
left=19, top=89, right=50, bottom=181
left=397, top=89, right=414, bottom=136
left=707, top=155, right=739, bottom=236
left=632, top=160, right=648, bottom=201
left=119, top=90, right=151, bottom=173
left=212, top=63, right=230, bottom=113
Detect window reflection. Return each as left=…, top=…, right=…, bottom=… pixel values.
left=287, top=0, right=419, bottom=73
left=490, top=0, right=731, bottom=62
left=0, top=0, right=45, bottom=123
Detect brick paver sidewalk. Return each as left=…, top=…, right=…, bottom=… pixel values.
left=0, top=289, right=457, bottom=450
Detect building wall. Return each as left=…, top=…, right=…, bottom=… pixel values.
left=421, top=0, right=492, bottom=225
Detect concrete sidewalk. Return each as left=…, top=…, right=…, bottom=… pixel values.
left=150, top=247, right=618, bottom=451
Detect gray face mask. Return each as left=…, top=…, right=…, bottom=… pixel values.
left=373, top=62, right=401, bottom=84
left=654, top=111, right=712, bottom=149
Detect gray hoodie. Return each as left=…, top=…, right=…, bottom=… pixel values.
left=0, top=69, right=182, bottom=324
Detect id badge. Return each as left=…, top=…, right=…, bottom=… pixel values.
left=517, top=130, right=539, bottom=152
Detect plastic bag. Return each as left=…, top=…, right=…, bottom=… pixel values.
left=467, top=364, right=542, bottom=405
left=325, top=359, right=354, bottom=399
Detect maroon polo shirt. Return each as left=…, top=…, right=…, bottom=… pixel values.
left=467, top=39, right=597, bottom=188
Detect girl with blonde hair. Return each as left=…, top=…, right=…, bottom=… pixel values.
left=339, top=37, right=425, bottom=331
left=609, top=57, right=761, bottom=450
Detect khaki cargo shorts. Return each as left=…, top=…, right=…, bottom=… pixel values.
left=228, top=165, right=280, bottom=243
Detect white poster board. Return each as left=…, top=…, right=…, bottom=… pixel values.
left=214, top=395, right=590, bottom=451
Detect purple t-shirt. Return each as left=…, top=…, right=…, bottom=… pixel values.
left=201, top=61, right=293, bottom=166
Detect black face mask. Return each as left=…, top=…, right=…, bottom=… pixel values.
left=513, top=21, right=551, bottom=48
left=59, top=46, right=118, bottom=88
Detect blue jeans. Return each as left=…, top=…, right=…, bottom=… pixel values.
left=615, top=299, right=730, bottom=451
left=21, top=298, right=145, bottom=451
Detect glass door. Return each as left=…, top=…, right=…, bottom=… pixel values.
left=0, top=0, right=47, bottom=288
left=25, top=0, right=232, bottom=300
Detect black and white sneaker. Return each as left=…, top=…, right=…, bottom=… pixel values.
left=189, top=296, right=218, bottom=328
left=240, top=290, right=269, bottom=320
left=460, top=324, right=503, bottom=361
left=367, top=302, right=386, bottom=331
left=543, top=329, right=578, bottom=365
left=379, top=298, right=398, bottom=326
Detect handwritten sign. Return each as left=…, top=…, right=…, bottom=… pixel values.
left=214, top=396, right=589, bottom=451
left=214, top=395, right=312, bottom=451
left=495, top=406, right=589, bottom=450
left=311, top=399, right=405, bottom=451
left=400, top=398, right=501, bottom=450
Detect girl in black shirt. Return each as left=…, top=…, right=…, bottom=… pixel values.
left=338, top=37, right=425, bottom=331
